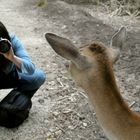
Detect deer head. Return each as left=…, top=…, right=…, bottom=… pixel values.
left=45, top=27, right=126, bottom=89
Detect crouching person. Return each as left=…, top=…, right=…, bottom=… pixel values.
left=0, top=21, right=46, bottom=128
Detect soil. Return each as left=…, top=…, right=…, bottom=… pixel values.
left=0, top=0, right=140, bottom=140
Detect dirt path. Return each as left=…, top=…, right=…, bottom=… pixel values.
left=0, top=0, right=140, bottom=140
left=0, top=1, right=53, bottom=140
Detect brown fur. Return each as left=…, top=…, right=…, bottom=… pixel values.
left=69, top=42, right=140, bottom=140
left=45, top=31, right=140, bottom=140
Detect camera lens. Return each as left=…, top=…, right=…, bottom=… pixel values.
left=0, top=40, right=11, bottom=53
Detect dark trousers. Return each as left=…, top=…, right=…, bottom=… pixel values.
left=0, top=67, right=46, bottom=98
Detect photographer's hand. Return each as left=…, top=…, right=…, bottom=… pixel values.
left=0, top=47, right=22, bottom=70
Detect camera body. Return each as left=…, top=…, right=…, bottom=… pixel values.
left=0, top=38, right=11, bottom=53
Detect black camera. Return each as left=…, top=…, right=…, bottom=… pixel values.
left=0, top=38, right=11, bottom=53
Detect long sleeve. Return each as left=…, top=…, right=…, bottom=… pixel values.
left=10, top=33, right=35, bottom=75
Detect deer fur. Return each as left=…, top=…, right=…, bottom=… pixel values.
left=45, top=27, right=140, bottom=140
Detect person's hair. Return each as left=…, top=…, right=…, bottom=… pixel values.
left=0, top=21, right=11, bottom=41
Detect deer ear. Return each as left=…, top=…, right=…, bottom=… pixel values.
left=109, top=27, right=126, bottom=63
left=45, top=33, right=90, bottom=69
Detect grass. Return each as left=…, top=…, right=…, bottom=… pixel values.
left=36, top=0, right=140, bottom=17
left=37, top=0, right=47, bottom=7
left=97, top=0, right=140, bottom=17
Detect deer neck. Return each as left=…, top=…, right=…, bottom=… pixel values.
left=82, top=65, right=135, bottom=138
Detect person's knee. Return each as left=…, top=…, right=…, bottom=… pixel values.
left=17, top=69, right=46, bottom=91
left=32, top=69, right=46, bottom=89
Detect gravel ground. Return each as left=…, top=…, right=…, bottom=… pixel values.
left=0, top=0, right=140, bottom=140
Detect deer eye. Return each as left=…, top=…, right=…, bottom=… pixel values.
left=89, top=43, right=105, bottom=54
left=89, top=47, right=97, bottom=52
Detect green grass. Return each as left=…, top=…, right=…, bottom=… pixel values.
left=37, top=0, right=47, bottom=7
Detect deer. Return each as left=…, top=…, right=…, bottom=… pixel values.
left=45, top=27, right=140, bottom=140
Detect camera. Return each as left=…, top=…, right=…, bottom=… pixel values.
left=0, top=38, right=11, bottom=53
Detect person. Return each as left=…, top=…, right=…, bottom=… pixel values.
left=0, top=21, right=46, bottom=97
left=0, top=21, right=46, bottom=128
